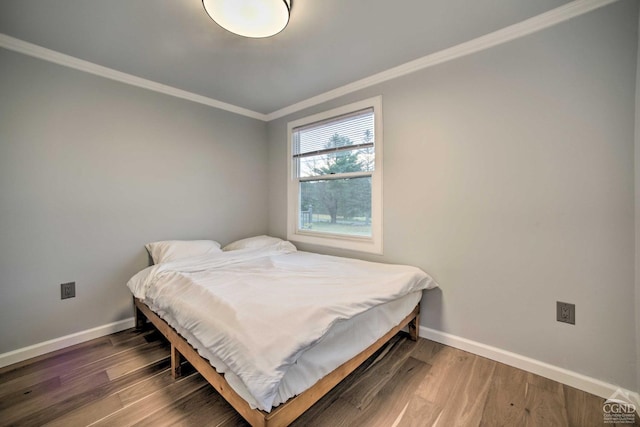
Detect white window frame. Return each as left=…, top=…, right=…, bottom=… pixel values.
left=287, top=96, right=383, bottom=254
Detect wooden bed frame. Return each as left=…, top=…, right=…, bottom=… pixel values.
left=134, top=297, right=420, bottom=427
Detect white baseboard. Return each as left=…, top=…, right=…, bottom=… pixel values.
left=0, top=317, right=135, bottom=369
left=420, top=326, right=639, bottom=402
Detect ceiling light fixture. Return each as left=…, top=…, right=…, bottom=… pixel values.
left=202, top=0, right=291, bottom=39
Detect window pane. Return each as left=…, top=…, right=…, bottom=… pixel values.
left=299, top=176, right=372, bottom=237
left=287, top=96, right=382, bottom=253
left=298, top=146, right=374, bottom=178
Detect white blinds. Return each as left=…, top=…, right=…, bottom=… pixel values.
left=292, top=107, right=374, bottom=158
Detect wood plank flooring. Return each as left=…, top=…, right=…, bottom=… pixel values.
left=0, top=326, right=636, bottom=426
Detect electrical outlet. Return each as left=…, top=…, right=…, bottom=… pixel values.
left=557, top=301, right=575, bottom=325
left=61, top=282, right=76, bottom=300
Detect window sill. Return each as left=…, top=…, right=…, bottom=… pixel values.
left=288, top=230, right=382, bottom=254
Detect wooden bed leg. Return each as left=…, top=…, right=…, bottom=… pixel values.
left=408, top=310, right=420, bottom=341
left=134, top=299, right=146, bottom=330
left=171, top=344, right=183, bottom=379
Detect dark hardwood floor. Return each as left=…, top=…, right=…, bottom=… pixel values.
left=0, top=326, right=635, bottom=426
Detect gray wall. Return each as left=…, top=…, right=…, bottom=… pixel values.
left=268, top=0, right=638, bottom=390
left=0, top=49, right=268, bottom=353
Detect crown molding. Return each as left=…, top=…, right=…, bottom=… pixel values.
left=0, top=33, right=269, bottom=122
left=266, top=0, right=620, bottom=121
left=0, top=0, right=619, bottom=123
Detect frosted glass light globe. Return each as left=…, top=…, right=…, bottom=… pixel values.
left=203, top=0, right=291, bottom=38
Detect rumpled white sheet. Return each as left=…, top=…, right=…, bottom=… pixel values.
left=127, top=241, right=437, bottom=411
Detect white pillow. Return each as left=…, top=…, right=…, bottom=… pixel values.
left=145, top=240, right=222, bottom=264
left=223, top=235, right=284, bottom=252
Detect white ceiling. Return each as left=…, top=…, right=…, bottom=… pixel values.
left=0, top=0, right=574, bottom=115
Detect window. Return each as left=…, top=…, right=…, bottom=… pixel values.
left=287, top=96, right=383, bottom=253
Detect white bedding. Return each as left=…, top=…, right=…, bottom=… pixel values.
left=127, top=240, right=437, bottom=411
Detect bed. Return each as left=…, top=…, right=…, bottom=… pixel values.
left=127, top=236, right=437, bottom=426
